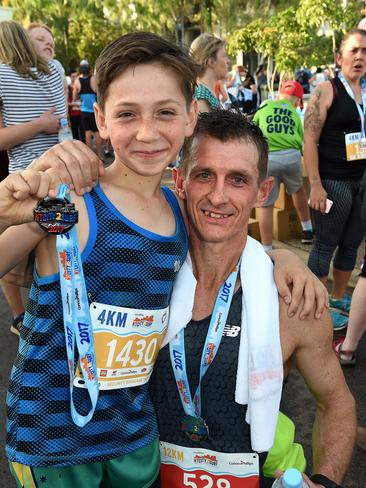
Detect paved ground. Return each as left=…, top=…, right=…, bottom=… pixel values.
left=0, top=172, right=365, bottom=486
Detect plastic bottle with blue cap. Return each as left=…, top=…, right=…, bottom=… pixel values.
left=272, top=468, right=309, bottom=487
left=58, top=118, right=73, bottom=143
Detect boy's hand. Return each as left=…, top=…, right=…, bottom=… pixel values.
left=270, top=249, right=329, bottom=319
left=28, top=140, right=105, bottom=196
left=0, top=170, right=53, bottom=227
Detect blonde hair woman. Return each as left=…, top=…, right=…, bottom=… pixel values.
left=0, top=20, right=66, bottom=337
left=190, top=33, right=229, bottom=112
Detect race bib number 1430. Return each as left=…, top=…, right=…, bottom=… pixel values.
left=74, top=302, right=168, bottom=390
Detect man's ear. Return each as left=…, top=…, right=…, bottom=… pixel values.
left=94, top=103, right=109, bottom=140
left=173, top=168, right=187, bottom=200
left=254, top=177, right=274, bottom=207
left=185, top=99, right=198, bottom=137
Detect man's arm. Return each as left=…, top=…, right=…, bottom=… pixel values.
left=282, top=304, right=356, bottom=485
left=303, top=82, right=332, bottom=214
left=0, top=110, right=62, bottom=151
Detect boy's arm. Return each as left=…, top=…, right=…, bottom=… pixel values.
left=269, top=249, right=328, bottom=319
left=29, top=140, right=104, bottom=196
left=284, top=305, right=356, bottom=485
left=0, top=170, right=54, bottom=232
left=0, top=170, right=55, bottom=277
left=0, top=223, right=46, bottom=277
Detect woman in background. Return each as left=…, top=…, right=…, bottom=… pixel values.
left=190, top=33, right=229, bottom=112
left=0, top=20, right=66, bottom=335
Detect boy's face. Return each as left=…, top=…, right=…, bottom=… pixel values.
left=94, top=62, right=197, bottom=177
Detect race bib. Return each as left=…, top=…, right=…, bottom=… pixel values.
left=160, top=441, right=259, bottom=488
left=74, top=302, right=168, bottom=390
left=345, top=132, right=366, bottom=161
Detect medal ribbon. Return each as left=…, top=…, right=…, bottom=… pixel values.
left=56, top=184, right=99, bottom=427
left=169, top=257, right=241, bottom=419
left=338, top=71, right=366, bottom=137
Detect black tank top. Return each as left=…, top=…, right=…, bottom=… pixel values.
left=79, top=75, right=94, bottom=94
left=150, top=289, right=272, bottom=485
left=318, top=76, right=366, bottom=180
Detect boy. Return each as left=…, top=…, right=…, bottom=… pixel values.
left=253, top=81, right=313, bottom=250
left=3, top=32, right=198, bottom=488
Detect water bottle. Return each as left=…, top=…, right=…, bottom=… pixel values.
left=58, top=118, right=73, bottom=142
left=272, top=468, right=309, bottom=488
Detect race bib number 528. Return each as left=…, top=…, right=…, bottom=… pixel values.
left=160, top=442, right=259, bottom=488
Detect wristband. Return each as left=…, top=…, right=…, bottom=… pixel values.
left=34, top=196, right=78, bottom=234
left=310, top=474, right=343, bottom=488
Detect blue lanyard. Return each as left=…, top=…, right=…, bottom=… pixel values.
left=338, top=72, right=366, bottom=137
left=56, top=184, right=99, bottom=427
left=169, top=258, right=241, bottom=419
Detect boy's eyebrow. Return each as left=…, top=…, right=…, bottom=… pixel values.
left=113, top=99, right=182, bottom=107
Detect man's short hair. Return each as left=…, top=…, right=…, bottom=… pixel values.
left=95, top=32, right=199, bottom=111
left=180, top=110, right=268, bottom=182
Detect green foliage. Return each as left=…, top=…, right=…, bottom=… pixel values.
left=4, top=0, right=363, bottom=73
left=229, top=0, right=362, bottom=81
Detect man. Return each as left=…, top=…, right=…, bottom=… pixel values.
left=253, top=80, right=313, bottom=250
left=150, top=111, right=355, bottom=487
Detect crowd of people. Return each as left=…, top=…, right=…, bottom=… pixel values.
left=0, top=18, right=365, bottom=488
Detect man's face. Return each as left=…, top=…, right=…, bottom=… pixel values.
left=337, top=33, right=366, bottom=81
left=28, top=27, right=55, bottom=61
left=94, top=62, right=197, bottom=178
left=176, top=136, right=272, bottom=244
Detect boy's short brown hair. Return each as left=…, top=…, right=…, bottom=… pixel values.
left=95, top=32, right=199, bottom=110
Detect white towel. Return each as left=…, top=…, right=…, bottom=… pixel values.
left=162, top=236, right=283, bottom=453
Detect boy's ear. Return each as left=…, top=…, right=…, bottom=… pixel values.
left=173, top=168, right=187, bottom=200
left=94, top=103, right=109, bottom=139
left=185, top=99, right=198, bottom=137
left=254, top=177, right=274, bottom=207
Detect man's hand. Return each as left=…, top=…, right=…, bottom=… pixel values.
left=37, top=107, right=63, bottom=134
left=274, top=470, right=325, bottom=487
left=0, top=170, right=53, bottom=228
left=29, top=140, right=105, bottom=196
left=270, top=249, right=328, bottom=319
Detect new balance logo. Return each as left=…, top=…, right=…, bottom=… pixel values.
left=223, top=324, right=241, bottom=337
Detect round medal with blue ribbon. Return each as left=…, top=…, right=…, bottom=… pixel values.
left=34, top=196, right=78, bottom=234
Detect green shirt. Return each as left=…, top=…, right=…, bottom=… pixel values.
left=253, top=99, right=303, bottom=152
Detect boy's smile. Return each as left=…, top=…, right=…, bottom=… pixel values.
left=95, top=62, right=197, bottom=178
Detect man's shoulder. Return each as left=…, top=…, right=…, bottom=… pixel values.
left=279, top=297, right=332, bottom=360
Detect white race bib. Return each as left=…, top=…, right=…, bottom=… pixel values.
left=160, top=441, right=260, bottom=488
left=74, top=302, right=168, bottom=390
left=345, top=132, right=366, bottom=161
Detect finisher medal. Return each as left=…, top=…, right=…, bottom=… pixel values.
left=181, top=414, right=209, bottom=442
left=34, top=196, right=78, bottom=234
left=170, top=258, right=242, bottom=445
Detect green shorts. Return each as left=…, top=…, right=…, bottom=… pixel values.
left=9, top=438, right=159, bottom=488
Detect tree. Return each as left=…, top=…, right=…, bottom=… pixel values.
left=296, top=0, right=360, bottom=64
